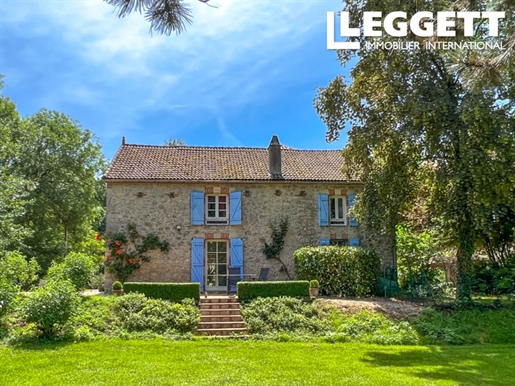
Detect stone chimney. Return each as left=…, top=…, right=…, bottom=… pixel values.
left=268, top=135, right=282, bottom=177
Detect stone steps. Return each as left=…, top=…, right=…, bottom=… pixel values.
left=195, top=296, right=247, bottom=336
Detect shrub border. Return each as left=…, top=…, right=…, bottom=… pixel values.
left=237, top=281, right=309, bottom=301
left=123, top=282, right=200, bottom=302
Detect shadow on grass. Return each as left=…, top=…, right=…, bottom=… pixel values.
left=361, top=345, right=515, bottom=386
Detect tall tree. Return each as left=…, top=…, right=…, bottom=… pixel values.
left=314, top=0, right=515, bottom=302
left=10, top=110, right=106, bottom=272
left=0, top=84, right=31, bottom=252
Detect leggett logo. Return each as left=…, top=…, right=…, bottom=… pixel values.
left=327, top=11, right=505, bottom=50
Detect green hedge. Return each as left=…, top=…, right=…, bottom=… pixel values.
left=293, top=246, right=381, bottom=297
left=237, top=281, right=309, bottom=301
left=123, top=282, right=200, bottom=302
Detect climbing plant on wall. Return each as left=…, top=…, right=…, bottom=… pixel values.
left=261, top=217, right=291, bottom=279
left=101, top=223, right=170, bottom=283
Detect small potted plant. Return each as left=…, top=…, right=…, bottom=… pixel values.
left=113, top=280, right=124, bottom=296
left=309, top=280, right=319, bottom=297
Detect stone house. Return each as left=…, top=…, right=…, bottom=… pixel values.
left=103, top=135, right=393, bottom=292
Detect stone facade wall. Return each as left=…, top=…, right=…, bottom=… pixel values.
left=104, top=181, right=394, bottom=292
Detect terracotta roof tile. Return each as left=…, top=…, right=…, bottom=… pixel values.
left=104, top=143, right=357, bottom=182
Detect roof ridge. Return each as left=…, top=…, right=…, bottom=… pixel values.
left=121, top=143, right=342, bottom=152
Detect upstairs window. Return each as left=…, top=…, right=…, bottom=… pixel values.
left=191, top=191, right=242, bottom=226
left=206, top=195, right=228, bottom=224
left=318, top=193, right=358, bottom=227
left=329, top=196, right=346, bottom=225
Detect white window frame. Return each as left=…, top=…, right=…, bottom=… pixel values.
left=205, top=194, right=229, bottom=224
left=329, top=196, right=347, bottom=225
left=205, top=240, right=228, bottom=290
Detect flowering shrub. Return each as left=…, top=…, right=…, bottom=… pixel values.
left=100, top=223, right=169, bottom=283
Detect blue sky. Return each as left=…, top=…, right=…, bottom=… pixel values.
left=1, top=0, right=348, bottom=160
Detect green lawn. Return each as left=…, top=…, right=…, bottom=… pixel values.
left=1, top=341, right=514, bottom=385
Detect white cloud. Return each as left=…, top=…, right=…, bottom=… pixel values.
left=1, top=0, right=344, bottom=140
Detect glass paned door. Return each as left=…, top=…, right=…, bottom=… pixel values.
left=206, top=241, right=228, bottom=291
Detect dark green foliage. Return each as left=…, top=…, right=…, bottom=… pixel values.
left=124, top=282, right=200, bottom=302
left=294, top=246, right=381, bottom=296
left=105, top=0, right=193, bottom=36
left=47, top=252, right=97, bottom=291
left=471, top=259, right=515, bottom=296
left=21, top=280, right=79, bottom=338
left=16, top=110, right=106, bottom=273
left=240, top=297, right=327, bottom=334
left=237, top=281, right=309, bottom=301
left=314, top=0, right=515, bottom=302
left=413, top=306, right=515, bottom=345
left=114, top=293, right=199, bottom=333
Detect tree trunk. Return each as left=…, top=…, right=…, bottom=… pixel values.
left=456, top=234, right=474, bottom=303
left=455, top=178, right=474, bottom=303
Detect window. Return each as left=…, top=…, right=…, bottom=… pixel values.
left=206, top=195, right=228, bottom=224
left=330, top=239, right=348, bottom=246
left=329, top=196, right=346, bottom=225
left=191, top=191, right=241, bottom=226
left=191, top=237, right=243, bottom=293
left=319, top=193, right=357, bottom=227
left=206, top=241, right=228, bottom=289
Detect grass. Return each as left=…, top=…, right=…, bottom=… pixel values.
left=1, top=340, right=514, bottom=385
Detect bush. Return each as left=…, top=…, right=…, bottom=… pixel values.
left=395, top=224, right=447, bottom=293
left=237, top=281, right=309, bottom=301
left=21, top=280, right=79, bottom=338
left=68, top=296, right=118, bottom=338
left=47, top=252, right=97, bottom=291
left=113, top=281, right=123, bottom=291
left=124, top=282, right=200, bottom=302
left=329, top=309, right=419, bottom=345
left=240, top=297, right=326, bottom=334
left=471, top=259, right=515, bottom=295
left=0, top=281, right=17, bottom=318
left=115, top=293, right=200, bottom=333
left=294, top=246, right=381, bottom=296
left=0, top=251, right=40, bottom=290
left=413, top=306, right=515, bottom=345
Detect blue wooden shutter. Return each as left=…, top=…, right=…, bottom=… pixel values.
left=318, top=194, right=329, bottom=226
left=191, top=237, right=205, bottom=292
left=349, top=238, right=360, bottom=247
left=320, top=238, right=330, bottom=246
left=348, top=194, right=358, bottom=226
left=230, top=238, right=243, bottom=292
left=191, top=191, right=204, bottom=225
left=229, top=191, right=242, bottom=225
